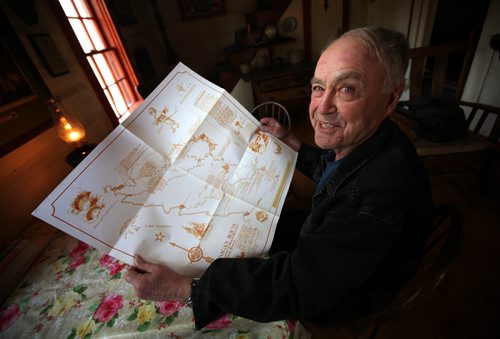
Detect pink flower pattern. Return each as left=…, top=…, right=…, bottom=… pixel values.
left=68, top=255, right=85, bottom=270
left=156, top=300, right=182, bottom=318
left=99, top=254, right=114, bottom=266
left=99, top=254, right=126, bottom=276
left=69, top=242, right=90, bottom=258
left=0, top=304, right=20, bottom=331
left=93, top=294, right=124, bottom=323
left=0, top=236, right=290, bottom=337
left=204, top=314, right=232, bottom=330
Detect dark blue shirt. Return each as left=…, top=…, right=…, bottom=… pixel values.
left=316, top=154, right=342, bottom=193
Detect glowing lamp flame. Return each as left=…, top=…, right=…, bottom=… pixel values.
left=48, top=98, right=87, bottom=148
left=56, top=113, right=85, bottom=146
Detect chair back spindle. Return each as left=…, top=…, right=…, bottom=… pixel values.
left=251, top=101, right=291, bottom=132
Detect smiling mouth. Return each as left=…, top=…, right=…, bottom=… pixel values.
left=320, top=121, right=335, bottom=128
left=318, top=120, right=341, bottom=129
left=312, top=110, right=344, bottom=129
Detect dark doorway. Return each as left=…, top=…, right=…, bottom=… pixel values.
left=430, top=0, right=491, bottom=83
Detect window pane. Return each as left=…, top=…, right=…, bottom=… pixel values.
left=61, top=0, right=139, bottom=122
left=84, top=19, right=105, bottom=51
left=59, top=0, right=78, bottom=17
left=94, top=53, right=115, bottom=86
left=69, top=18, right=93, bottom=53
left=119, top=111, right=131, bottom=123
left=87, top=56, right=105, bottom=88
left=104, top=88, right=118, bottom=114
left=118, top=79, right=134, bottom=108
left=73, top=0, right=91, bottom=17
left=104, top=51, right=124, bottom=81
left=110, top=83, right=127, bottom=115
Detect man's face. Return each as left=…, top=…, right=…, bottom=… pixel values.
left=309, top=37, right=402, bottom=159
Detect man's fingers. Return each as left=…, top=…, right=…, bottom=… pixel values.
left=124, top=255, right=154, bottom=286
left=259, top=124, right=271, bottom=133
left=260, top=117, right=278, bottom=127
left=259, top=117, right=273, bottom=124
left=123, top=266, right=141, bottom=285
left=134, top=255, right=155, bottom=273
left=135, top=254, right=146, bottom=266
left=123, top=255, right=190, bottom=301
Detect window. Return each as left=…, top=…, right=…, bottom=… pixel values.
left=58, top=0, right=141, bottom=122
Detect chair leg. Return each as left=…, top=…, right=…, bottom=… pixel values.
left=351, top=323, right=378, bottom=339
left=478, top=148, right=500, bottom=194
left=368, top=323, right=381, bottom=339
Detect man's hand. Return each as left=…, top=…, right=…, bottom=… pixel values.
left=259, top=117, right=302, bottom=152
left=124, top=255, right=192, bottom=301
left=259, top=117, right=289, bottom=139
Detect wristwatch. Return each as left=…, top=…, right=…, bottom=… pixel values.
left=185, top=278, right=199, bottom=308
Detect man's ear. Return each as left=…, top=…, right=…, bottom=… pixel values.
left=385, top=83, right=404, bottom=114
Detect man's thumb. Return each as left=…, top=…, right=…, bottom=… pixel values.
left=134, top=255, right=153, bottom=272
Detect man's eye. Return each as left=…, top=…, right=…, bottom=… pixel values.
left=311, top=84, right=324, bottom=97
left=341, top=86, right=354, bottom=94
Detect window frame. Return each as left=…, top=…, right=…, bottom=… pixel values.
left=49, top=0, right=142, bottom=125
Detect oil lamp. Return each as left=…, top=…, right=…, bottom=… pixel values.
left=47, top=97, right=95, bottom=166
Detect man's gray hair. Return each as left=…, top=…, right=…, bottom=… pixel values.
left=325, top=27, right=409, bottom=92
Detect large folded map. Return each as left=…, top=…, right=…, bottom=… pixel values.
left=33, top=63, right=297, bottom=277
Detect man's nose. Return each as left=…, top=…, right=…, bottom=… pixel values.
left=317, top=90, right=337, bottom=114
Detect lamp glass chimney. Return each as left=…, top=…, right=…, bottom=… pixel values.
left=48, top=98, right=86, bottom=147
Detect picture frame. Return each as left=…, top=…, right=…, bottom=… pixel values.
left=0, top=41, right=52, bottom=157
left=178, top=0, right=226, bottom=21
left=107, top=0, right=137, bottom=25
left=28, top=34, right=69, bottom=77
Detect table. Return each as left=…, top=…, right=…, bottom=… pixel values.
left=0, top=230, right=294, bottom=338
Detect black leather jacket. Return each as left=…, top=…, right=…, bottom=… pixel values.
left=192, top=118, right=433, bottom=329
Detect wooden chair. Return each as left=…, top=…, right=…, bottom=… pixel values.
left=363, top=204, right=463, bottom=339
left=393, top=37, right=500, bottom=187
left=394, top=101, right=500, bottom=190
left=301, top=205, right=463, bottom=339
left=409, top=101, right=500, bottom=156
left=408, top=38, right=475, bottom=101
left=251, top=101, right=306, bottom=203
left=251, top=101, right=291, bottom=132
left=459, top=100, right=500, bottom=145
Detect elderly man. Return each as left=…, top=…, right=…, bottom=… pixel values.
left=125, top=26, right=433, bottom=332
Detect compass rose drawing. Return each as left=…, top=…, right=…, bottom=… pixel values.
left=169, top=242, right=215, bottom=264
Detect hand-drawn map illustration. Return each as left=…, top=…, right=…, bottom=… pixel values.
left=33, top=63, right=297, bottom=277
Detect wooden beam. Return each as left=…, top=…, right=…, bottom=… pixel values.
left=302, top=0, right=312, bottom=62
left=342, top=0, right=350, bottom=33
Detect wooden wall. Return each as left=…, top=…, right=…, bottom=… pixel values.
left=0, top=127, right=73, bottom=242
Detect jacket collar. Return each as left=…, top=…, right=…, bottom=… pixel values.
left=318, top=118, right=395, bottom=196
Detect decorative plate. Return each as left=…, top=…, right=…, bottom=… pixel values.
left=282, top=17, right=297, bottom=32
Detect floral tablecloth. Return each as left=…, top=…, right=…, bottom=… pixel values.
left=0, top=232, right=294, bottom=338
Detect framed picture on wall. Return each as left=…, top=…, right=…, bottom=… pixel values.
left=178, top=0, right=226, bottom=21
left=0, top=42, right=52, bottom=157
left=28, top=34, right=69, bottom=77
left=107, top=0, right=137, bottom=25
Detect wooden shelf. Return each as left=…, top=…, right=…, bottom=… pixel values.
left=249, top=62, right=313, bottom=117
left=242, top=62, right=311, bottom=82
left=252, top=36, right=295, bottom=48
